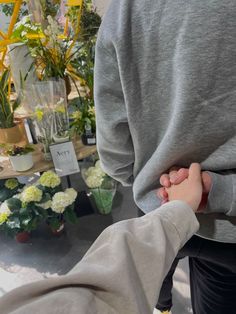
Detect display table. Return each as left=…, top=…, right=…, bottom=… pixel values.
left=0, top=139, right=97, bottom=179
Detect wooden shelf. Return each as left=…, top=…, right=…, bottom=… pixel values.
left=0, top=139, right=96, bottom=179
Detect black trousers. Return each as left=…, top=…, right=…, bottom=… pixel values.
left=156, top=235, right=236, bottom=314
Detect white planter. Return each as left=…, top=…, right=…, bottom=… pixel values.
left=9, top=153, right=34, bottom=172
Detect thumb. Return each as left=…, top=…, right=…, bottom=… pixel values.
left=188, top=163, right=201, bottom=183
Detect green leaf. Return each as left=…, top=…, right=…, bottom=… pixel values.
left=0, top=188, right=12, bottom=202
left=63, top=207, right=78, bottom=224
left=7, top=198, right=22, bottom=211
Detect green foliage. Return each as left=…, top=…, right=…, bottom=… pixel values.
left=1, top=2, right=28, bottom=19
left=0, top=144, right=35, bottom=156
left=0, top=70, right=22, bottom=129
left=70, top=97, right=96, bottom=136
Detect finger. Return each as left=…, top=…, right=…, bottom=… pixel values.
left=160, top=174, right=171, bottom=187
left=171, top=168, right=189, bottom=184
left=188, top=163, right=201, bottom=183
left=157, top=187, right=168, bottom=199
left=169, top=170, right=178, bottom=184
left=201, top=172, right=212, bottom=193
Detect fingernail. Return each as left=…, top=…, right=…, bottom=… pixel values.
left=170, top=174, right=178, bottom=183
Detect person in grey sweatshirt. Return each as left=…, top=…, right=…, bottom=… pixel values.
left=94, top=0, right=236, bottom=313
left=0, top=163, right=202, bottom=314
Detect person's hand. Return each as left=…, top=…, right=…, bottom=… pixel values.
left=157, top=167, right=212, bottom=211
left=165, top=163, right=203, bottom=212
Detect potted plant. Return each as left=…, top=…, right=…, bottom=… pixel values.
left=81, top=159, right=117, bottom=214
left=0, top=185, right=46, bottom=242
left=0, top=70, right=27, bottom=144
left=70, top=98, right=96, bottom=145
left=0, top=144, right=35, bottom=172
left=0, top=178, right=25, bottom=202
left=36, top=170, right=78, bottom=234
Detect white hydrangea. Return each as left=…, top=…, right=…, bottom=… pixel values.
left=65, top=188, right=77, bottom=202
left=84, top=161, right=107, bottom=189
left=37, top=200, right=52, bottom=210
left=0, top=202, right=11, bottom=215
left=51, top=191, right=75, bottom=214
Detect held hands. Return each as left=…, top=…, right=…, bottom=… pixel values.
left=157, top=163, right=210, bottom=212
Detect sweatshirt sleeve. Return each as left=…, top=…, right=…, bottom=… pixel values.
left=205, top=171, right=236, bottom=216
left=94, top=40, right=135, bottom=186
left=0, top=201, right=199, bottom=314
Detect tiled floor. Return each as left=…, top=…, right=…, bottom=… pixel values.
left=0, top=172, right=192, bottom=313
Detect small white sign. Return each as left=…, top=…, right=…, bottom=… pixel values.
left=49, top=141, right=80, bottom=177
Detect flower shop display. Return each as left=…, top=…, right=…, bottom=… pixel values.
left=81, top=159, right=117, bottom=214
left=0, top=70, right=27, bottom=145
left=0, top=170, right=78, bottom=241
left=0, top=144, right=35, bottom=172
left=23, top=80, right=70, bottom=160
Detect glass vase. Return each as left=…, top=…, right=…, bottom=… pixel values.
left=23, top=79, right=69, bottom=160
left=90, top=185, right=117, bottom=214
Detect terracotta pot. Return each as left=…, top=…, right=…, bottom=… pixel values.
left=15, top=231, right=30, bottom=243
left=0, top=119, right=28, bottom=145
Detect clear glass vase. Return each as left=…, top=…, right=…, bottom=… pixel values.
left=23, top=79, right=69, bottom=160
left=90, top=181, right=117, bottom=215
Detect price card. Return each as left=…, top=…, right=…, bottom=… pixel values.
left=49, top=141, right=80, bottom=177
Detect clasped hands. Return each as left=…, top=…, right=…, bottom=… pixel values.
left=157, top=163, right=212, bottom=212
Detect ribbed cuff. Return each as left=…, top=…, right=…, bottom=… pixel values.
left=206, top=171, right=233, bottom=215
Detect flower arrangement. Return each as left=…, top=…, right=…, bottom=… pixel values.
left=81, top=160, right=117, bottom=214
left=0, top=171, right=78, bottom=240
left=0, top=144, right=34, bottom=156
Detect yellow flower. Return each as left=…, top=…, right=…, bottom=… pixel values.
left=0, top=213, right=9, bottom=225
left=35, top=108, right=44, bottom=121
left=39, top=171, right=61, bottom=188
left=21, top=186, right=43, bottom=203
left=71, top=110, right=82, bottom=121
left=5, top=178, right=19, bottom=190
left=55, top=104, right=66, bottom=114
left=88, top=106, right=95, bottom=116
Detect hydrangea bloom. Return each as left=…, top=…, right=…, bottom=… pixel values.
left=65, top=188, right=77, bottom=202
left=51, top=189, right=77, bottom=214
left=39, top=171, right=61, bottom=188
left=0, top=201, right=11, bottom=215
left=84, top=162, right=106, bottom=188
left=21, top=186, right=43, bottom=203
left=38, top=200, right=52, bottom=210
left=4, top=178, right=19, bottom=190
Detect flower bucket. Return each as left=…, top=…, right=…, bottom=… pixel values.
left=9, top=153, right=34, bottom=172
left=90, top=186, right=116, bottom=215
left=15, top=231, right=30, bottom=243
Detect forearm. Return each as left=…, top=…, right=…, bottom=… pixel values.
left=205, top=171, right=236, bottom=216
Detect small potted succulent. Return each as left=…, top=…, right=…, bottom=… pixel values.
left=0, top=144, right=35, bottom=172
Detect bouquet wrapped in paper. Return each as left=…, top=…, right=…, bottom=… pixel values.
left=23, top=79, right=69, bottom=160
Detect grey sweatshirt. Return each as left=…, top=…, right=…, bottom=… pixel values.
left=95, top=0, right=236, bottom=242
left=0, top=201, right=199, bottom=314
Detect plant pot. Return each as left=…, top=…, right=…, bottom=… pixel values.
left=0, top=119, right=28, bottom=145
left=90, top=186, right=116, bottom=215
left=50, top=222, right=65, bottom=236
left=81, top=133, right=96, bottom=146
left=9, top=153, right=34, bottom=172
left=15, top=231, right=30, bottom=243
